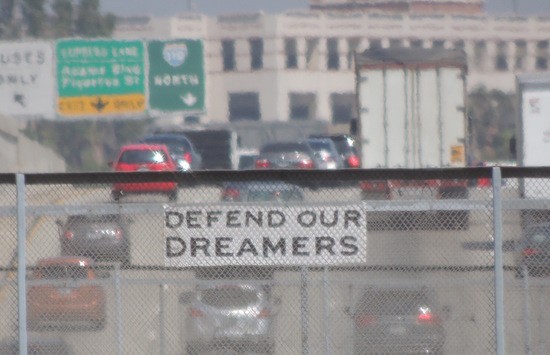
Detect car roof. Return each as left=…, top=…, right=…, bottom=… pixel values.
left=142, top=134, right=192, bottom=142
left=35, top=256, right=94, bottom=267
left=119, top=143, right=169, bottom=151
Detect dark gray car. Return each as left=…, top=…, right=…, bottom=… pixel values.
left=141, top=133, right=202, bottom=172
left=255, top=141, right=321, bottom=169
left=181, top=283, right=280, bottom=355
left=57, top=214, right=132, bottom=266
left=307, top=137, right=344, bottom=169
left=515, top=222, right=550, bottom=277
left=348, top=286, right=445, bottom=354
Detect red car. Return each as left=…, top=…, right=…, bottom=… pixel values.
left=27, top=256, right=107, bottom=331
left=110, top=143, right=178, bottom=201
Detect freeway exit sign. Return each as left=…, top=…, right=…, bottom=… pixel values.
left=56, top=39, right=146, bottom=117
left=147, top=39, right=205, bottom=113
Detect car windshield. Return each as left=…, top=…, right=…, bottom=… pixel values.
left=119, top=149, right=168, bottom=164
left=247, top=189, right=303, bottom=202
left=143, top=137, right=191, bottom=153
left=67, top=215, right=120, bottom=224
left=38, top=265, right=89, bottom=280
left=356, top=290, right=431, bottom=315
left=200, top=287, right=260, bottom=309
left=261, top=143, right=310, bottom=155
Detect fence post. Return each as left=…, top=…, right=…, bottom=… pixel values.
left=159, top=284, right=166, bottom=355
left=114, top=263, right=123, bottom=355
left=492, top=167, right=505, bottom=355
left=522, top=265, right=531, bottom=354
left=16, top=173, right=27, bottom=355
left=300, top=267, right=309, bottom=355
left=322, top=267, right=330, bottom=355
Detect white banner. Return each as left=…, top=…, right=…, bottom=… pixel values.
left=0, top=42, right=55, bottom=117
left=164, top=204, right=367, bottom=267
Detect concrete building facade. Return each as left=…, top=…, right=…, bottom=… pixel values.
left=114, top=10, right=550, bottom=124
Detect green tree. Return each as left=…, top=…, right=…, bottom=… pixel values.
left=468, top=87, right=517, bottom=162
left=0, top=0, right=15, bottom=38
left=23, top=0, right=46, bottom=37
left=52, top=0, right=73, bottom=38
left=75, top=0, right=115, bottom=37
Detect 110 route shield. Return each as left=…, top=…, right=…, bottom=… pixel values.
left=164, top=204, right=367, bottom=267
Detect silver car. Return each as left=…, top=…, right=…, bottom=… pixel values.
left=180, top=283, right=280, bottom=355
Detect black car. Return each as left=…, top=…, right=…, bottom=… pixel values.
left=309, top=134, right=361, bottom=168
left=348, top=286, right=445, bottom=354
left=255, top=141, right=321, bottom=169
left=141, top=133, right=202, bottom=171
left=515, top=222, right=550, bottom=277
left=56, top=214, right=132, bottom=266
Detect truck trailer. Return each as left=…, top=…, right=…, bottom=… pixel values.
left=355, top=47, right=470, bottom=229
left=516, top=73, right=550, bottom=225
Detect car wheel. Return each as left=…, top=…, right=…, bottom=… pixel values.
left=186, top=343, right=201, bottom=355
left=92, top=318, right=105, bottom=331
left=112, top=190, right=122, bottom=202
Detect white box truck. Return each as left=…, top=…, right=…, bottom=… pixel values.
left=516, top=73, right=550, bottom=225
left=355, top=47, right=470, bottom=229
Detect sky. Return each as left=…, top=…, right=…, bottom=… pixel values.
left=100, top=0, right=550, bottom=17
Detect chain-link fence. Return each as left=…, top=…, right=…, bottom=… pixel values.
left=1, top=167, right=550, bottom=354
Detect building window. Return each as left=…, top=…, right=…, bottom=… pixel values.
left=454, top=40, right=465, bottom=50
left=285, top=38, right=298, bottom=69
left=229, top=93, right=260, bottom=121
left=389, top=39, right=402, bottom=48
left=327, top=38, right=339, bottom=70
left=331, top=93, right=356, bottom=124
left=536, top=41, right=549, bottom=70
left=222, top=40, right=235, bottom=71
left=495, top=42, right=508, bottom=71
left=515, top=40, right=527, bottom=70
left=410, top=39, right=423, bottom=48
left=474, top=41, right=486, bottom=69
left=433, top=40, right=445, bottom=49
left=289, top=93, right=316, bottom=121
left=250, top=38, right=263, bottom=70
left=306, top=38, right=319, bottom=69
left=369, top=39, right=382, bottom=49
left=347, top=38, right=360, bottom=70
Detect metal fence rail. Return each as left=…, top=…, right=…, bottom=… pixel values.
left=2, top=167, right=550, bottom=354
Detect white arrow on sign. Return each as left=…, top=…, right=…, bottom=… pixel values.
left=180, top=92, right=197, bottom=107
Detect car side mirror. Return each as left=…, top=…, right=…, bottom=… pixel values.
left=55, top=219, right=64, bottom=227
left=179, top=291, right=194, bottom=304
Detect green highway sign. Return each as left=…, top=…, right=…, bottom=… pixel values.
left=147, top=39, right=205, bottom=112
left=56, top=39, right=146, bottom=116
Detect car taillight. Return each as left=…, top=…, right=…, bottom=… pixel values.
left=64, top=230, right=74, bottom=240
left=298, top=159, right=314, bottom=169
left=222, top=188, right=241, bottom=201
left=255, top=159, right=270, bottom=169
left=523, top=247, right=542, bottom=256
left=257, top=308, right=271, bottom=318
left=417, top=308, right=439, bottom=324
left=115, top=228, right=124, bottom=241
left=189, top=308, right=204, bottom=317
left=440, top=179, right=467, bottom=188
left=360, top=180, right=389, bottom=193
left=347, top=155, right=360, bottom=168
left=183, top=152, right=192, bottom=163
left=355, top=314, right=377, bottom=327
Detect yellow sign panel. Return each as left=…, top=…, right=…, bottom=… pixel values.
left=450, top=144, right=465, bottom=164
left=58, top=94, right=146, bottom=116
